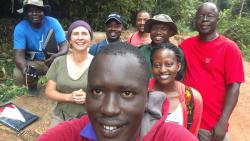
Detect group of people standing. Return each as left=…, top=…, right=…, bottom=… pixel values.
left=12, top=0, right=244, bottom=141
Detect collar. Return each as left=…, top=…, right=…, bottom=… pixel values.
left=80, top=122, right=97, bottom=141
left=105, top=39, right=109, bottom=44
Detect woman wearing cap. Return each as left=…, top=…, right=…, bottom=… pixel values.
left=45, top=20, right=94, bottom=126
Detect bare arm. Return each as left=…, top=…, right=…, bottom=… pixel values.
left=14, top=49, right=27, bottom=74
left=54, top=41, right=69, bottom=58
left=45, top=41, right=69, bottom=64
left=45, top=80, right=86, bottom=104
left=212, top=82, right=241, bottom=141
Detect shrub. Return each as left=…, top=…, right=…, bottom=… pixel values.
left=218, top=9, right=250, bottom=60
left=0, top=53, right=27, bottom=103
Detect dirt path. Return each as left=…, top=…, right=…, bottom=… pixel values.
left=229, top=60, right=250, bottom=141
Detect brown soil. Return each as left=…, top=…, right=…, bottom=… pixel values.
left=229, top=60, right=250, bottom=141
left=0, top=32, right=249, bottom=141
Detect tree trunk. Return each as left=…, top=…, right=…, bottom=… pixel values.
left=239, top=0, right=245, bottom=18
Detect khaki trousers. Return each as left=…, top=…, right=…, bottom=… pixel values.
left=13, top=60, right=48, bottom=88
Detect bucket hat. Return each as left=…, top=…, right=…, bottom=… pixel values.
left=144, top=14, right=177, bottom=36
left=17, top=0, right=49, bottom=13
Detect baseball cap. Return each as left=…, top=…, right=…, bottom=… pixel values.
left=105, top=12, right=123, bottom=24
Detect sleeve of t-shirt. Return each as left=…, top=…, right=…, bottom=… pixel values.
left=224, top=42, right=245, bottom=84
left=161, top=122, right=198, bottom=141
left=51, top=18, right=66, bottom=45
left=89, top=44, right=98, bottom=56
left=13, top=24, right=26, bottom=49
left=36, top=116, right=88, bottom=141
left=46, top=57, right=59, bottom=81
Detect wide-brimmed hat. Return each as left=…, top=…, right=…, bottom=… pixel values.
left=144, top=14, right=178, bottom=36
left=105, top=12, right=123, bottom=24
left=17, top=0, right=49, bottom=13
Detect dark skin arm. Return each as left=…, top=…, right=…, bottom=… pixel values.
left=44, top=41, right=69, bottom=64
left=15, top=41, right=68, bottom=73
left=14, top=49, right=27, bottom=74
left=212, top=82, right=241, bottom=141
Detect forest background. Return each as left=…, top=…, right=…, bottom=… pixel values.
left=0, top=0, right=249, bottom=102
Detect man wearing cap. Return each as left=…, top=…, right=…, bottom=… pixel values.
left=89, top=12, right=123, bottom=56
left=180, top=2, right=244, bottom=141
left=13, top=0, right=68, bottom=96
left=139, top=14, right=184, bottom=79
left=127, top=10, right=151, bottom=47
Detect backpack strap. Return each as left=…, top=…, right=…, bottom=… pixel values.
left=185, top=86, right=194, bottom=129
left=129, top=32, right=135, bottom=43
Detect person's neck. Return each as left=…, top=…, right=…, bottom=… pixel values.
left=138, top=31, right=149, bottom=38
left=31, top=23, right=42, bottom=28
left=70, top=49, right=88, bottom=64
left=151, top=40, right=170, bottom=47
left=199, top=32, right=219, bottom=41
left=107, top=38, right=120, bottom=43
left=155, top=81, right=177, bottom=94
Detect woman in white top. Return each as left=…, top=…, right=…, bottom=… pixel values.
left=148, top=43, right=202, bottom=136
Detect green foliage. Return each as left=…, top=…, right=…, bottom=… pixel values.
left=0, top=80, right=27, bottom=103
left=176, top=21, right=197, bottom=36
left=48, top=0, right=202, bottom=31
left=153, top=0, right=201, bottom=25
left=50, top=0, right=138, bottom=30
left=218, top=3, right=250, bottom=60
left=0, top=53, right=27, bottom=103
left=38, top=75, right=48, bottom=86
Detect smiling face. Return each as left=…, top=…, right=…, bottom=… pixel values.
left=69, top=26, right=91, bottom=51
left=105, top=20, right=123, bottom=42
left=86, top=53, right=148, bottom=141
left=150, top=23, right=173, bottom=46
left=26, top=5, right=44, bottom=28
left=136, top=11, right=150, bottom=33
left=152, top=48, right=181, bottom=86
left=195, top=2, right=219, bottom=38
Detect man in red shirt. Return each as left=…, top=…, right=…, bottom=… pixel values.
left=37, top=42, right=198, bottom=141
left=180, top=2, right=245, bottom=141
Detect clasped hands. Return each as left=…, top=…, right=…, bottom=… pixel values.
left=71, top=89, right=86, bottom=104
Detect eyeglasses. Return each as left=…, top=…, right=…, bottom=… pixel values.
left=196, top=14, right=217, bottom=20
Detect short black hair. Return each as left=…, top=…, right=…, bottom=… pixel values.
left=150, top=43, right=185, bottom=81
left=89, top=42, right=149, bottom=78
left=137, top=10, right=151, bottom=18
left=150, top=43, right=182, bottom=63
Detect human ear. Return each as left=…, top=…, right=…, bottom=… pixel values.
left=177, top=63, right=181, bottom=72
